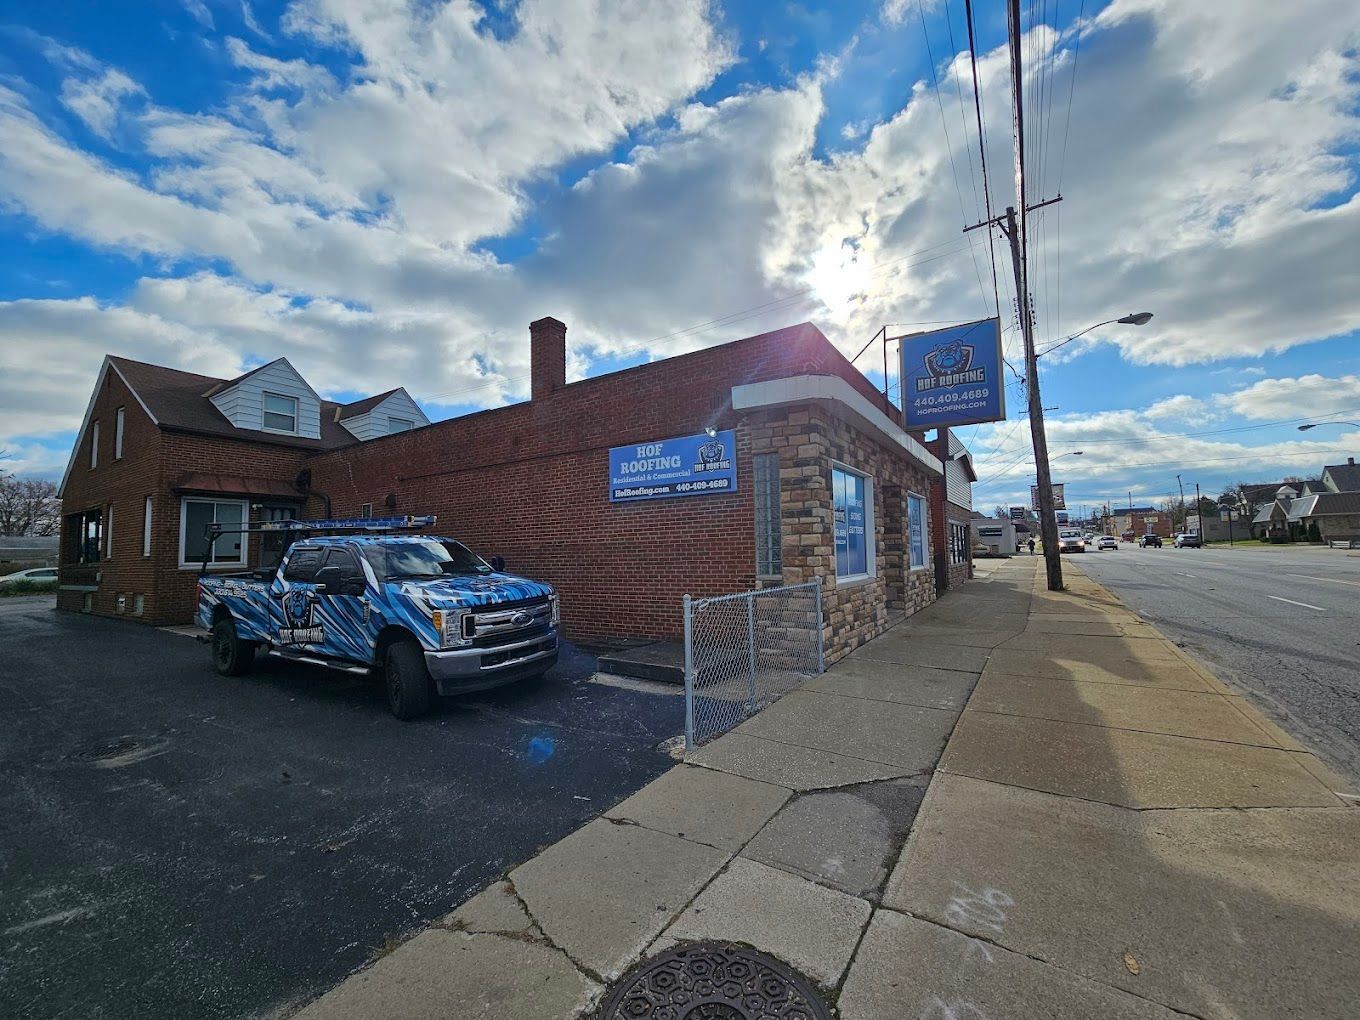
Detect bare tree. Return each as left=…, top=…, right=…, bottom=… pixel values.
left=0, top=474, right=60, bottom=536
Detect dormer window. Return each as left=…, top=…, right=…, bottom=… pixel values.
left=262, top=392, right=298, bottom=434
left=388, top=416, right=414, bottom=434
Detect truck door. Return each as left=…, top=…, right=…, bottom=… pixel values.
left=274, top=546, right=325, bottom=650
left=312, top=547, right=374, bottom=663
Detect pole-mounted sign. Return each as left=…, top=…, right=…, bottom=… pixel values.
left=899, top=318, right=1006, bottom=429
left=1008, top=506, right=1026, bottom=522
left=1030, top=483, right=1065, bottom=510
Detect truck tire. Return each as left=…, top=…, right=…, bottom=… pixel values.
left=384, top=640, right=432, bottom=720
left=212, top=618, right=256, bottom=676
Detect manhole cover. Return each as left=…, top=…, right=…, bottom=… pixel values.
left=599, top=941, right=832, bottom=1020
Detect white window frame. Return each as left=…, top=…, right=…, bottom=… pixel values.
left=360, top=502, right=373, bottom=517
left=90, top=420, right=100, bottom=469
left=261, top=391, right=299, bottom=434
left=388, top=416, right=415, bottom=434
left=115, top=406, right=125, bottom=459
left=907, top=490, right=929, bottom=571
left=832, top=462, right=876, bottom=585
left=178, top=497, right=250, bottom=569
left=106, top=504, right=114, bottom=559
left=143, top=496, right=153, bottom=557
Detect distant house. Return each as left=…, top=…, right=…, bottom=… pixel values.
left=1250, top=471, right=1360, bottom=543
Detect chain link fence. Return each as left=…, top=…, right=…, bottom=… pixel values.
left=683, top=581, right=824, bottom=749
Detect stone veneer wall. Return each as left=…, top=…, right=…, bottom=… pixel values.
left=744, top=403, right=938, bottom=665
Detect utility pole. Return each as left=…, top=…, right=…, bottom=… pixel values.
left=1176, top=474, right=1185, bottom=534
left=1195, top=482, right=1201, bottom=538
left=1007, top=0, right=1060, bottom=590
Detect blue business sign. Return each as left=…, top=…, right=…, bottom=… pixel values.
left=900, top=317, right=1006, bottom=429
left=609, top=430, right=738, bottom=502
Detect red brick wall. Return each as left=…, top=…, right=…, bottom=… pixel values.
left=305, top=323, right=886, bottom=641
left=59, top=365, right=315, bottom=626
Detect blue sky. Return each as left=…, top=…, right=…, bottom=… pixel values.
left=1, top=0, right=1357, bottom=511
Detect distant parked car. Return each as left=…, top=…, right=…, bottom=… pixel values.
left=1173, top=533, right=1202, bottom=548
left=0, top=566, right=58, bottom=584
left=1139, top=535, right=1163, bottom=548
left=1096, top=536, right=1118, bottom=551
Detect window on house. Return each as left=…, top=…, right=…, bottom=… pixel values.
left=754, top=453, right=782, bottom=578
left=65, top=508, right=103, bottom=564
left=143, top=496, right=153, bottom=557
left=388, top=417, right=414, bottom=434
left=90, top=420, right=100, bottom=469
left=833, top=466, right=874, bottom=581
left=908, top=492, right=928, bottom=570
left=106, top=504, right=114, bottom=559
left=360, top=502, right=373, bottom=517
left=262, top=392, right=299, bottom=433
left=950, top=521, right=969, bottom=565
left=180, top=498, right=247, bottom=567
left=115, top=407, right=125, bottom=459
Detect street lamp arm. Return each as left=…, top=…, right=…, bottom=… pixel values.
left=1297, top=421, right=1360, bottom=431
left=1037, top=312, right=1154, bottom=359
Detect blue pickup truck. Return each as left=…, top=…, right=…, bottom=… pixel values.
left=197, top=517, right=559, bottom=719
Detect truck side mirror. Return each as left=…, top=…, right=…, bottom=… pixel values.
left=489, top=555, right=505, bottom=572
left=312, top=565, right=342, bottom=595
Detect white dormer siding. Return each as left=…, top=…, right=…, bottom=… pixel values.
left=209, top=359, right=322, bottom=439
left=339, top=389, right=430, bottom=441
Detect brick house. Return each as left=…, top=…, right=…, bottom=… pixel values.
left=58, top=317, right=946, bottom=663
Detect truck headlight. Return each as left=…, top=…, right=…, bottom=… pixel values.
left=549, top=594, right=560, bottom=626
left=430, top=608, right=472, bottom=648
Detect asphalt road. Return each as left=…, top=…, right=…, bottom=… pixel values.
left=0, top=598, right=681, bottom=1019
left=1070, top=543, right=1360, bottom=786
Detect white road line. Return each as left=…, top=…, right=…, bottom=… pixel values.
left=1174, top=571, right=1197, bottom=578
left=1287, top=573, right=1360, bottom=588
left=1266, top=595, right=1326, bottom=611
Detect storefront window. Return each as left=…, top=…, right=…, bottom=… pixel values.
left=908, top=492, right=927, bottom=570
left=833, top=467, right=871, bottom=579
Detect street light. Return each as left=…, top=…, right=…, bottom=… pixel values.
left=1297, top=421, right=1360, bottom=431
left=1038, top=313, right=1154, bottom=359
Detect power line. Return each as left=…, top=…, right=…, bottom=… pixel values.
left=977, top=448, right=1358, bottom=489
left=917, top=0, right=992, bottom=316
left=963, top=0, right=1002, bottom=319
left=1046, top=408, right=1360, bottom=446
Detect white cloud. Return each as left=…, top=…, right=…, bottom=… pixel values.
left=1226, top=374, right=1360, bottom=420
left=1144, top=395, right=1213, bottom=423
left=59, top=69, right=144, bottom=138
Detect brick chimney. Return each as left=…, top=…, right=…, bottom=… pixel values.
left=530, top=316, right=566, bottom=401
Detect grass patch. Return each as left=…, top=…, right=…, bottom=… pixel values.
left=0, top=580, right=58, bottom=597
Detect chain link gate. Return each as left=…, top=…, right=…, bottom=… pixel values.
left=682, top=581, right=824, bottom=749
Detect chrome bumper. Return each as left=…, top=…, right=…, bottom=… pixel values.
left=424, top=632, right=559, bottom=692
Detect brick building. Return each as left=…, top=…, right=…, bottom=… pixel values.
left=1112, top=507, right=1173, bottom=539
left=917, top=427, right=976, bottom=593
left=58, top=318, right=947, bottom=663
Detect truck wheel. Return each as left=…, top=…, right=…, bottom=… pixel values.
left=212, top=618, right=256, bottom=676
left=384, top=641, right=432, bottom=720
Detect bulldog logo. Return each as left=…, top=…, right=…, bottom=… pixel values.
left=924, top=339, right=974, bottom=378
left=279, top=587, right=325, bottom=645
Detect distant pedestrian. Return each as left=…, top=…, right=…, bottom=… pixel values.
left=1028, top=538, right=1036, bottom=555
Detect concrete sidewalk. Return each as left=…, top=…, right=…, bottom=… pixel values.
left=295, top=558, right=1359, bottom=1019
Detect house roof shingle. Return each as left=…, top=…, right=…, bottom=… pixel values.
left=1323, top=461, right=1360, bottom=492
left=109, top=356, right=358, bottom=450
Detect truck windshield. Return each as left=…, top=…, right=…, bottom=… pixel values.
left=362, top=540, right=492, bottom=580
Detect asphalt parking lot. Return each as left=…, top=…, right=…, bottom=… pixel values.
left=0, top=598, right=681, bottom=1019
